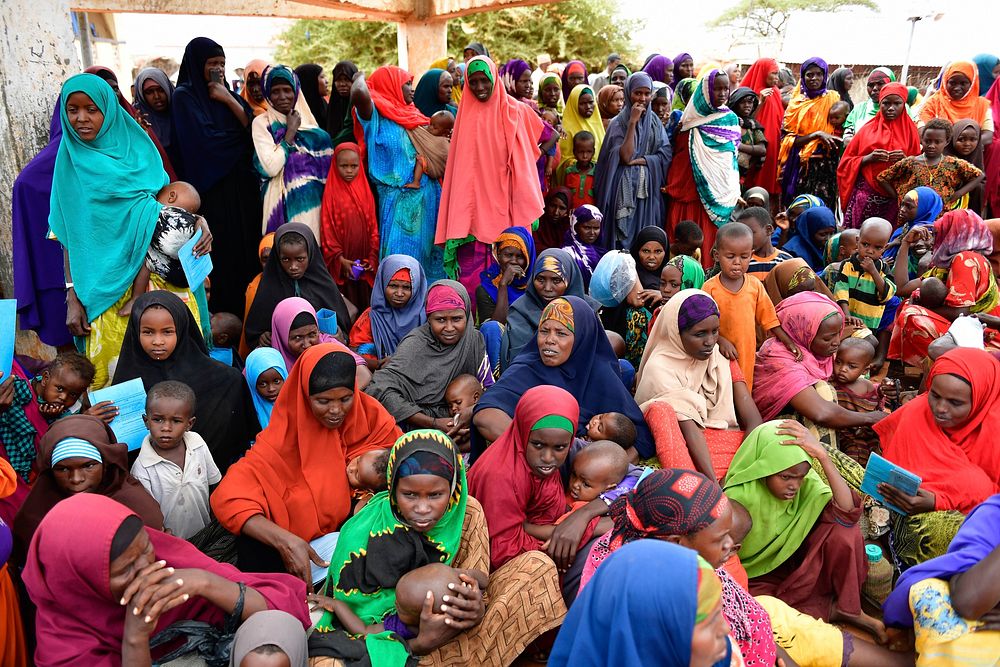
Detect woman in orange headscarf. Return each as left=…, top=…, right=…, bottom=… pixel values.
left=241, top=59, right=270, bottom=116
left=919, top=61, right=995, bottom=143
left=742, top=58, right=785, bottom=201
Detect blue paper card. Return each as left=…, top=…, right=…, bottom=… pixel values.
left=209, top=347, right=234, bottom=366
left=861, top=453, right=922, bottom=514
left=0, top=299, right=15, bottom=382
left=88, top=378, right=148, bottom=451
left=179, top=228, right=213, bottom=289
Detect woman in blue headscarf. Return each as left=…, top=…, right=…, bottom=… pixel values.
left=412, top=67, right=457, bottom=117
left=972, top=54, right=1000, bottom=96
left=884, top=186, right=943, bottom=269
left=244, top=346, right=287, bottom=431
left=782, top=205, right=837, bottom=272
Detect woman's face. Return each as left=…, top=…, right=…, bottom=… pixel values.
left=803, top=65, right=825, bottom=92
left=533, top=270, right=567, bottom=302
left=316, top=71, right=329, bottom=97
left=953, top=126, right=980, bottom=157
left=384, top=279, right=413, bottom=309
left=395, top=474, right=451, bottom=532
left=690, top=601, right=731, bottom=667
left=898, top=194, right=918, bottom=223
left=946, top=72, right=972, bottom=100
left=608, top=89, right=625, bottom=116
left=842, top=70, right=856, bottom=89
left=880, top=94, right=904, bottom=121
left=676, top=502, right=734, bottom=570
left=813, top=225, right=835, bottom=247
left=268, top=81, right=295, bottom=115
left=537, top=319, right=575, bottom=367
left=577, top=92, right=596, bottom=118
left=203, top=55, right=226, bottom=84
left=141, top=79, right=168, bottom=113
left=336, top=149, right=361, bottom=183
left=541, top=82, right=561, bottom=107
left=286, top=323, right=319, bottom=358
left=246, top=73, right=264, bottom=103
left=630, top=86, right=652, bottom=108
left=545, top=196, right=569, bottom=221
left=498, top=245, right=527, bottom=270
left=308, top=386, right=354, bottom=429
left=711, top=75, right=731, bottom=108
left=52, top=456, right=104, bottom=495
left=765, top=70, right=780, bottom=88
left=809, top=313, right=842, bottom=358
left=927, top=373, right=973, bottom=430
left=678, top=57, right=695, bottom=80
left=577, top=218, right=602, bottom=245
left=279, top=240, right=309, bottom=280
left=255, top=367, right=284, bottom=402
left=525, top=427, right=571, bottom=479
left=515, top=70, right=533, bottom=99
left=638, top=241, right=666, bottom=272
left=428, top=308, right=467, bottom=346
left=438, top=70, right=454, bottom=104
left=567, top=69, right=586, bottom=89
left=401, top=80, right=414, bottom=105
left=468, top=71, right=493, bottom=102
left=764, top=461, right=811, bottom=500
left=109, top=527, right=156, bottom=603
left=610, top=69, right=628, bottom=87
left=867, top=77, right=886, bottom=102
left=66, top=92, right=104, bottom=141
left=139, top=305, right=177, bottom=361
left=334, top=73, right=352, bottom=98
left=651, top=96, right=670, bottom=122
left=680, top=314, right=720, bottom=360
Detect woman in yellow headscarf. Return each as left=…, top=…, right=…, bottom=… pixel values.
left=559, top=84, right=605, bottom=166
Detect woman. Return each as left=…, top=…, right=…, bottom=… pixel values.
left=309, top=429, right=566, bottom=666
left=132, top=66, right=178, bottom=166
left=838, top=82, right=921, bottom=229
left=560, top=204, right=607, bottom=290
left=642, top=54, right=674, bottom=89
left=667, top=69, right=741, bottom=265
left=23, top=493, right=308, bottom=666
left=673, top=52, right=695, bottom=82
left=777, top=57, right=842, bottom=210
left=413, top=67, right=457, bottom=117
left=946, top=118, right=986, bottom=213
left=476, top=226, right=536, bottom=325
left=112, top=291, right=256, bottom=471
left=665, top=77, right=697, bottom=145
left=829, top=66, right=855, bottom=110
left=740, top=59, right=784, bottom=199
left=269, top=297, right=366, bottom=377
left=435, top=56, right=544, bottom=296
left=559, top=83, right=605, bottom=161
left=324, top=60, right=359, bottom=146
left=635, top=290, right=763, bottom=480
left=463, top=41, right=489, bottom=62
left=353, top=66, right=444, bottom=281
left=974, top=54, right=1000, bottom=95
left=550, top=540, right=731, bottom=667
left=500, top=58, right=536, bottom=108
left=533, top=186, right=572, bottom=253
left=294, top=63, right=328, bottom=124
left=844, top=68, right=895, bottom=142
left=884, top=186, right=943, bottom=266
left=172, top=37, right=262, bottom=316
left=252, top=65, right=333, bottom=239
left=365, top=281, right=492, bottom=431
left=561, top=60, right=589, bottom=101
left=538, top=72, right=563, bottom=116
left=240, top=59, right=270, bottom=117
left=13, top=415, right=163, bottom=564
left=919, top=61, right=995, bottom=143
left=594, top=72, right=672, bottom=250
left=350, top=255, right=427, bottom=370
left=212, top=346, right=402, bottom=581
left=763, top=257, right=836, bottom=305
left=781, top=205, right=837, bottom=272
left=597, top=84, right=625, bottom=131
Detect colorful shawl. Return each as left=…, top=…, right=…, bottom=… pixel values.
left=559, top=84, right=605, bottom=163
left=919, top=61, right=992, bottom=125
left=478, top=226, right=536, bottom=304
left=319, top=142, right=379, bottom=286
left=930, top=209, right=994, bottom=268
left=368, top=255, right=428, bottom=359
left=244, top=346, right=287, bottom=430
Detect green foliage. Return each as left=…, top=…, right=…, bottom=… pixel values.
left=274, top=0, right=638, bottom=76
left=710, top=0, right=877, bottom=38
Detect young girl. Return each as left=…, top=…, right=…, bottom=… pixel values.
left=532, top=187, right=572, bottom=252
left=244, top=347, right=287, bottom=431
left=561, top=205, right=607, bottom=290
left=604, top=227, right=669, bottom=368
left=320, top=142, right=380, bottom=312
left=945, top=119, right=985, bottom=213
left=650, top=84, right=671, bottom=126
left=349, top=256, right=428, bottom=370
left=729, top=86, right=767, bottom=183
left=270, top=296, right=365, bottom=374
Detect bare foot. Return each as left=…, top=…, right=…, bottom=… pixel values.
left=403, top=181, right=420, bottom=189
left=117, top=298, right=137, bottom=317
left=831, top=607, right=889, bottom=645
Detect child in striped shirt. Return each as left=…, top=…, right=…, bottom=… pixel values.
left=832, top=217, right=895, bottom=331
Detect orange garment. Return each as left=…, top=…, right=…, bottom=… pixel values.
left=211, top=344, right=402, bottom=539
left=0, top=459, right=28, bottom=667
left=238, top=234, right=275, bottom=358
left=240, top=59, right=270, bottom=117
left=778, top=89, right=839, bottom=174
left=919, top=61, right=993, bottom=126
left=702, top=274, right=779, bottom=390
left=348, top=307, right=377, bottom=366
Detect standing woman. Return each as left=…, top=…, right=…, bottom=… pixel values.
left=132, top=67, right=178, bottom=167
left=843, top=68, right=895, bottom=143
left=828, top=67, right=855, bottom=111
left=673, top=53, right=696, bottom=82
left=352, top=66, right=444, bottom=281
left=918, top=61, right=994, bottom=144
left=252, top=65, right=333, bottom=240
left=597, top=85, right=625, bottom=130
left=294, top=63, right=328, bottom=126
left=413, top=67, right=457, bottom=117
left=594, top=72, right=672, bottom=250
left=324, top=60, right=359, bottom=146
left=240, top=59, right=270, bottom=117
left=741, top=58, right=785, bottom=200
left=500, top=59, right=537, bottom=109
left=777, top=57, right=842, bottom=210
left=172, top=37, right=262, bottom=316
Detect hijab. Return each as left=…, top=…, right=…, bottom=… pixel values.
left=885, top=186, right=944, bottom=261
left=723, top=421, right=833, bottom=577
left=269, top=296, right=338, bottom=370
left=844, top=67, right=896, bottom=134
left=947, top=118, right=985, bottom=212
left=479, top=226, right=536, bottom=305
left=132, top=67, right=175, bottom=147
left=368, top=255, right=428, bottom=359
left=561, top=60, right=589, bottom=101
left=920, top=61, right=992, bottom=124
left=973, top=54, right=1000, bottom=95
left=413, top=68, right=456, bottom=117
left=464, top=42, right=489, bottom=59
left=727, top=86, right=759, bottom=122
left=534, top=186, right=573, bottom=251
left=672, top=52, right=693, bottom=83
left=740, top=58, right=784, bottom=194
left=589, top=251, right=639, bottom=308
left=559, top=84, right=606, bottom=161
left=49, top=74, right=167, bottom=320
left=597, top=84, right=623, bottom=127
left=642, top=54, right=674, bottom=85
left=671, top=78, right=698, bottom=112
left=324, top=60, right=359, bottom=146
left=828, top=67, right=854, bottom=110
left=230, top=610, right=307, bottom=667
left=319, top=142, right=378, bottom=286
left=667, top=254, right=706, bottom=289
left=240, top=59, right=270, bottom=117
left=782, top=206, right=837, bottom=271
left=244, top=221, right=351, bottom=348
left=561, top=205, right=607, bottom=286
left=752, top=291, right=842, bottom=420
left=798, top=56, right=829, bottom=98
left=874, top=348, right=1000, bottom=514
left=366, top=65, right=429, bottom=130
left=294, top=63, right=328, bottom=123
left=172, top=37, right=254, bottom=194
left=538, top=72, right=564, bottom=113
left=631, top=226, right=669, bottom=289
left=500, top=58, right=533, bottom=100
left=212, top=345, right=402, bottom=540
left=930, top=209, right=994, bottom=269
left=244, top=346, right=287, bottom=430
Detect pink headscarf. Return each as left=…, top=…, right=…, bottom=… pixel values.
left=425, top=283, right=465, bottom=314
left=752, top=291, right=843, bottom=420
left=270, top=296, right=359, bottom=370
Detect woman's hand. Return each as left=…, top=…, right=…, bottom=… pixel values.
left=207, top=81, right=230, bottom=103
left=629, top=103, right=644, bottom=123
left=499, top=263, right=525, bottom=287
left=193, top=216, right=213, bottom=256
left=815, top=132, right=842, bottom=150
left=761, top=88, right=773, bottom=98
left=628, top=157, right=647, bottom=167
left=409, top=592, right=463, bottom=655
left=877, top=484, right=936, bottom=515
left=439, top=574, right=485, bottom=629
left=66, top=290, right=91, bottom=336
left=775, top=420, right=826, bottom=460
left=121, top=560, right=192, bottom=637
left=258, top=331, right=272, bottom=348
left=272, top=531, right=328, bottom=588
left=866, top=149, right=890, bottom=163
left=904, top=226, right=932, bottom=246
left=285, top=109, right=301, bottom=143
left=887, top=149, right=906, bottom=163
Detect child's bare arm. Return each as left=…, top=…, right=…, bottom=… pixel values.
left=309, top=595, right=383, bottom=635
left=770, top=325, right=802, bottom=361
left=454, top=568, right=489, bottom=591
left=119, top=265, right=151, bottom=317
left=523, top=521, right=556, bottom=541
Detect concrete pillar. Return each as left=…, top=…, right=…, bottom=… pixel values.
left=396, top=16, right=447, bottom=76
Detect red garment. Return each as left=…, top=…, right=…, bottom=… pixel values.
left=467, top=385, right=579, bottom=570
left=837, top=83, right=920, bottom=209
left=435, top=56, right=545, bottom=246
left=741, top=59, right=784, bottom=196
left=667, top=133, right=716, bottom=268
left=22, top=494, right=309, bottom=667
left=320, top=142, right=379, bottom=287
left=985, top=78, right=1000, bottom=216
left=367, top=66, right=429, bottom=130
left=874, top=348, right=1000, bottom=513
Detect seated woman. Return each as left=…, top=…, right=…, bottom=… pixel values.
left=13, top=414, right=163, bottom=564
left=349, top=255, right=428, bottom=371
left=270, top=296, right=370, bottom=388
left=725, top=420, right=886, bottom=642
left=763, top=256, right=837, bottom=306
left=308, top=429, right=566, bottom=666
left=365, top=281, right=492, bottom=437
left=211, top=346, right=402, bottom=583
left=476, top=226, right=536, bottom=326
left=635, top=289, right=762, bottom=481
left=883, top=494, right=1000, bottom=663
left=781, top=205, right=838, bottom=273
left=22, top=494, right=308, bottom=666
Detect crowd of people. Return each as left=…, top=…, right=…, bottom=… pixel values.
left=4, top=35, right=1000, bottom=666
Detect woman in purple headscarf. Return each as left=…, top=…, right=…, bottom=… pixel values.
left=642, top=54, right=675, bottom=106
left=673, top=53, right=695, bottom=83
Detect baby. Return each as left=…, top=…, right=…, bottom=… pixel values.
left=828, top=100, right=850, bottom=138
left=915, top=276, right=947, bottom=311
left=540, top=109, right=563, bottom=183
left=444, top=374, right=482, bottom=452
left=566, top=440, right=631, bottom=505
left=346, top=447, right=390, bottom=513
left=406, top=110, right=455, bottom=188
left=210, top=312, right=243, bottom=367
left=831, top=338, right=886, bottom=466
left=585, top=411, right=637, bottom=449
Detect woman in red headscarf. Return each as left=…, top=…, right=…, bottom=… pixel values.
left=837, top=82, right=921, bottom=228
left=741, top=58, right=785, bottom=200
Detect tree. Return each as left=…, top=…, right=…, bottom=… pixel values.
left=274, top=0, right=638, bottom=76
left=710, top=0, right=876, bottom=41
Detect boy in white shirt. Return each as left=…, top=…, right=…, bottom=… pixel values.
left=131, top=380, right=221, bottom=539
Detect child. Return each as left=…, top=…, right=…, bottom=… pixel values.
left=650, top=85, right=671, bottom=125
left=945, top=119, right=985, bottom=212
left=131, top=380, right=221, bottom=539
left=443, top=373, right=482, bottom=453
left=561, top=204, right=607, bottom=290
left=729, top=87, right=767, bottom=180
left=831, top=338, right=886, bottom=466
left=405, top=110, right=454, bottom=188
left=584, top=411, right=637, bottom=449
left=244, top=346, right=287, bottom=431
left=831, top=217, right=896, bottom=332
left=540, top=108, right=563, bottom=187
left=670, top=220, right=703, bottom=265
left=556, top=131, right=597, bottom=208
left=345, top=447, right=390, bottom=513
left=877, top=118, right=985, bottom=209
left=703, top=222, right=800, bottom=389
left=566, top=439, right=632, bottom=505
left=914, top=275, right=947, bottom=310
left=737, top=207, right=792, bottom=281
left=820, top=229, right=859, bottom=292
left=209, top=311, right=244, bottom=369
left=827, top=100, right=850, bottom=141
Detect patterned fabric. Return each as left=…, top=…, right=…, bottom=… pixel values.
left=145, top=206, right=198, bottom=286
left=540, top=297, right=575, bottom=332
left=842, top=178, right=899, bottom=231
left=831, top=255, right=896, bottom=329
left=905, top=578, right=1000, bottom=664
left=0, top=379, right=38, bottom=481
left=834, top=382, right=884, bottom=466
left=929, top=209, right=994, bottom=268
left=719, top=568, right=778, bottom=666
left=877, top=155, right=984, bottom=206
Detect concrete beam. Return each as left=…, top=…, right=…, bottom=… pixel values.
left=70, top=0, right=394, bottom=22
left=431, top=0, right=561, bottom=20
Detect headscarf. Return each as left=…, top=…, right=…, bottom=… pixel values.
left=534, top=187, right=573, bottom=251
left=631, top=226, right=669, bottom=289
left=561, top=205, right=607, bottom=285
left=230, top=610, right=307, bottom=667
left=172, top=37, right=254, bottom=193
left=294, top=63, right=328, bottom=124
left=589, top=251, right=638, bottom=307
left=365, top=281, right=487, bottom=423
left=479, top=226, right=536, bottom=305
left=132, top=67, right=175, bottom=147
left=435, top=56, right=544, bottom=255
left=680, top=69, right=741, bottom=225
left=325, top=60, right=359, bottom=145
left=643, top=54, right=674, bottom=85
left=946, top=118, right=986, bottom=212
left=723, top=421, right=833, bottom=577
left=930, top=209, right=993, bottom=268
left=464, top=42, right=489, bottom=60
left=920, top=61, right=992, bottom=127
left=244, top=346, right=287, bottom=430
left=740, top=58, right=784, bottom=194
left=671, top=78, right=698, bottom=113
left=874, top=349, right=1000, bottom=514
left=550, top=540, right=730, bottom=667
left=762, top=257, right=835, bottom=305
left=477, top=295, right=655, bottom=458
left=240, top=59, right=270, bottom=117
left=752, top=291, right=842, bottom=420
left=559, top=84, right=606, bottom=161
left=781, top=206, right=837, bottom=271
left=368, top=255, right=428, bottom=359
left=453, top=62, right=466, bottom=106
left=837, top=82, right=920, bottom=209
left=366, top=65, right=429, bottom=130
left=561, top=60, right=589, bottom=102
left=23, top=494, right=308, bottom=667
left=635, top=289, right=737, bottom=428
left=885, top=186, right=944, bottom=261
left=112, top=291, right=256, bottom=469
left=538, top=72, right=563, bottom=113
left=828, top=67, right=854, bottom=110
left=672, top=52, right=693, bottom=83
left=597, top=84, right=624, bottom=127
left=778, top=59, right=839, bottom=202
left=269, top=296, right=339, bottom=370
left=245, top=221, right=351, bottom=348
left=413, top=68, right=456, bottom=117
left=468, top=386, right=577, bottom=570
left=727, top=86, right=759, bottom=120
left=973, top=54, right=1000, bottom=95
left=499, top=58, right=532, bottom=97
left=49, top=74, right=167, bottom=320
left=666, top=254, right=706, bottom=289
left=13, top=415, right=164, bottom=562
left=797, top=56, right=829, bottom=98
left=744, top=185, right=770, bottom=209
left=843, top=67, right=896, bottom=137
left=319, top=142, right=379, bottom=286
left=212, top=345, right=402, bottom=539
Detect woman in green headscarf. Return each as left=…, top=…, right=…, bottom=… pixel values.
left=724, top=420, right=887, bottom=642
left=665, top=77, right=697, bottom=146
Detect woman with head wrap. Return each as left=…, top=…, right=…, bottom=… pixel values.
left=476, top=226, right=535, bottom=324
left=843, top=67, right=897, bottom=142
left=293, top=63, right=328, bottom=124
left=664, top=77, right=697, bottom=145
left=244, top=346, right=288, bottom=432
left=884, top=186, right=943, bottom=270
left=533, top=186, right=573, bottom=253
left=537, top=71, right=564, bottom=115
left=499, top=58, right=535, bottom=107
left=462, top=41, right=489, bottom=62
left=919, top=61, right=995, bottom=144
left=728, top=85, right=767, bottom=184
left=596, top=84, right=624, bottom=130
left=673, top=52, right=695, bottom=82
left=561, top=60, right=589, bottom=102
left=642, top=54, right=674, bottom=96
left=269, top=296, right=365, bottom=375
left=781, top=205, right=837, bottom=271
left=349, top=255, right=428, bottom=368
left=132, top=66, right=177, bottom=162
left=593, top=72, right=672, bottom=250
left=741, top=58, right=785, bottom=198
left=240, top=59, right=270, bottom=117
left=413, top=67, right=457, bottom=117
left=828, top=66, right=855, bottom=110
left=972, top=54, right=1000, bottom=95
left=560, top=205, right=607, bottom=289
left=324, top=60, right=359, bottom=145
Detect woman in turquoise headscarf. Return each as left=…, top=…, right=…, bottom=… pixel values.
left=412, top=68, right=457, bottom=117
left=244, top=346, right=288, bottom=431
left=51, top=73, right=211, bottom=388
